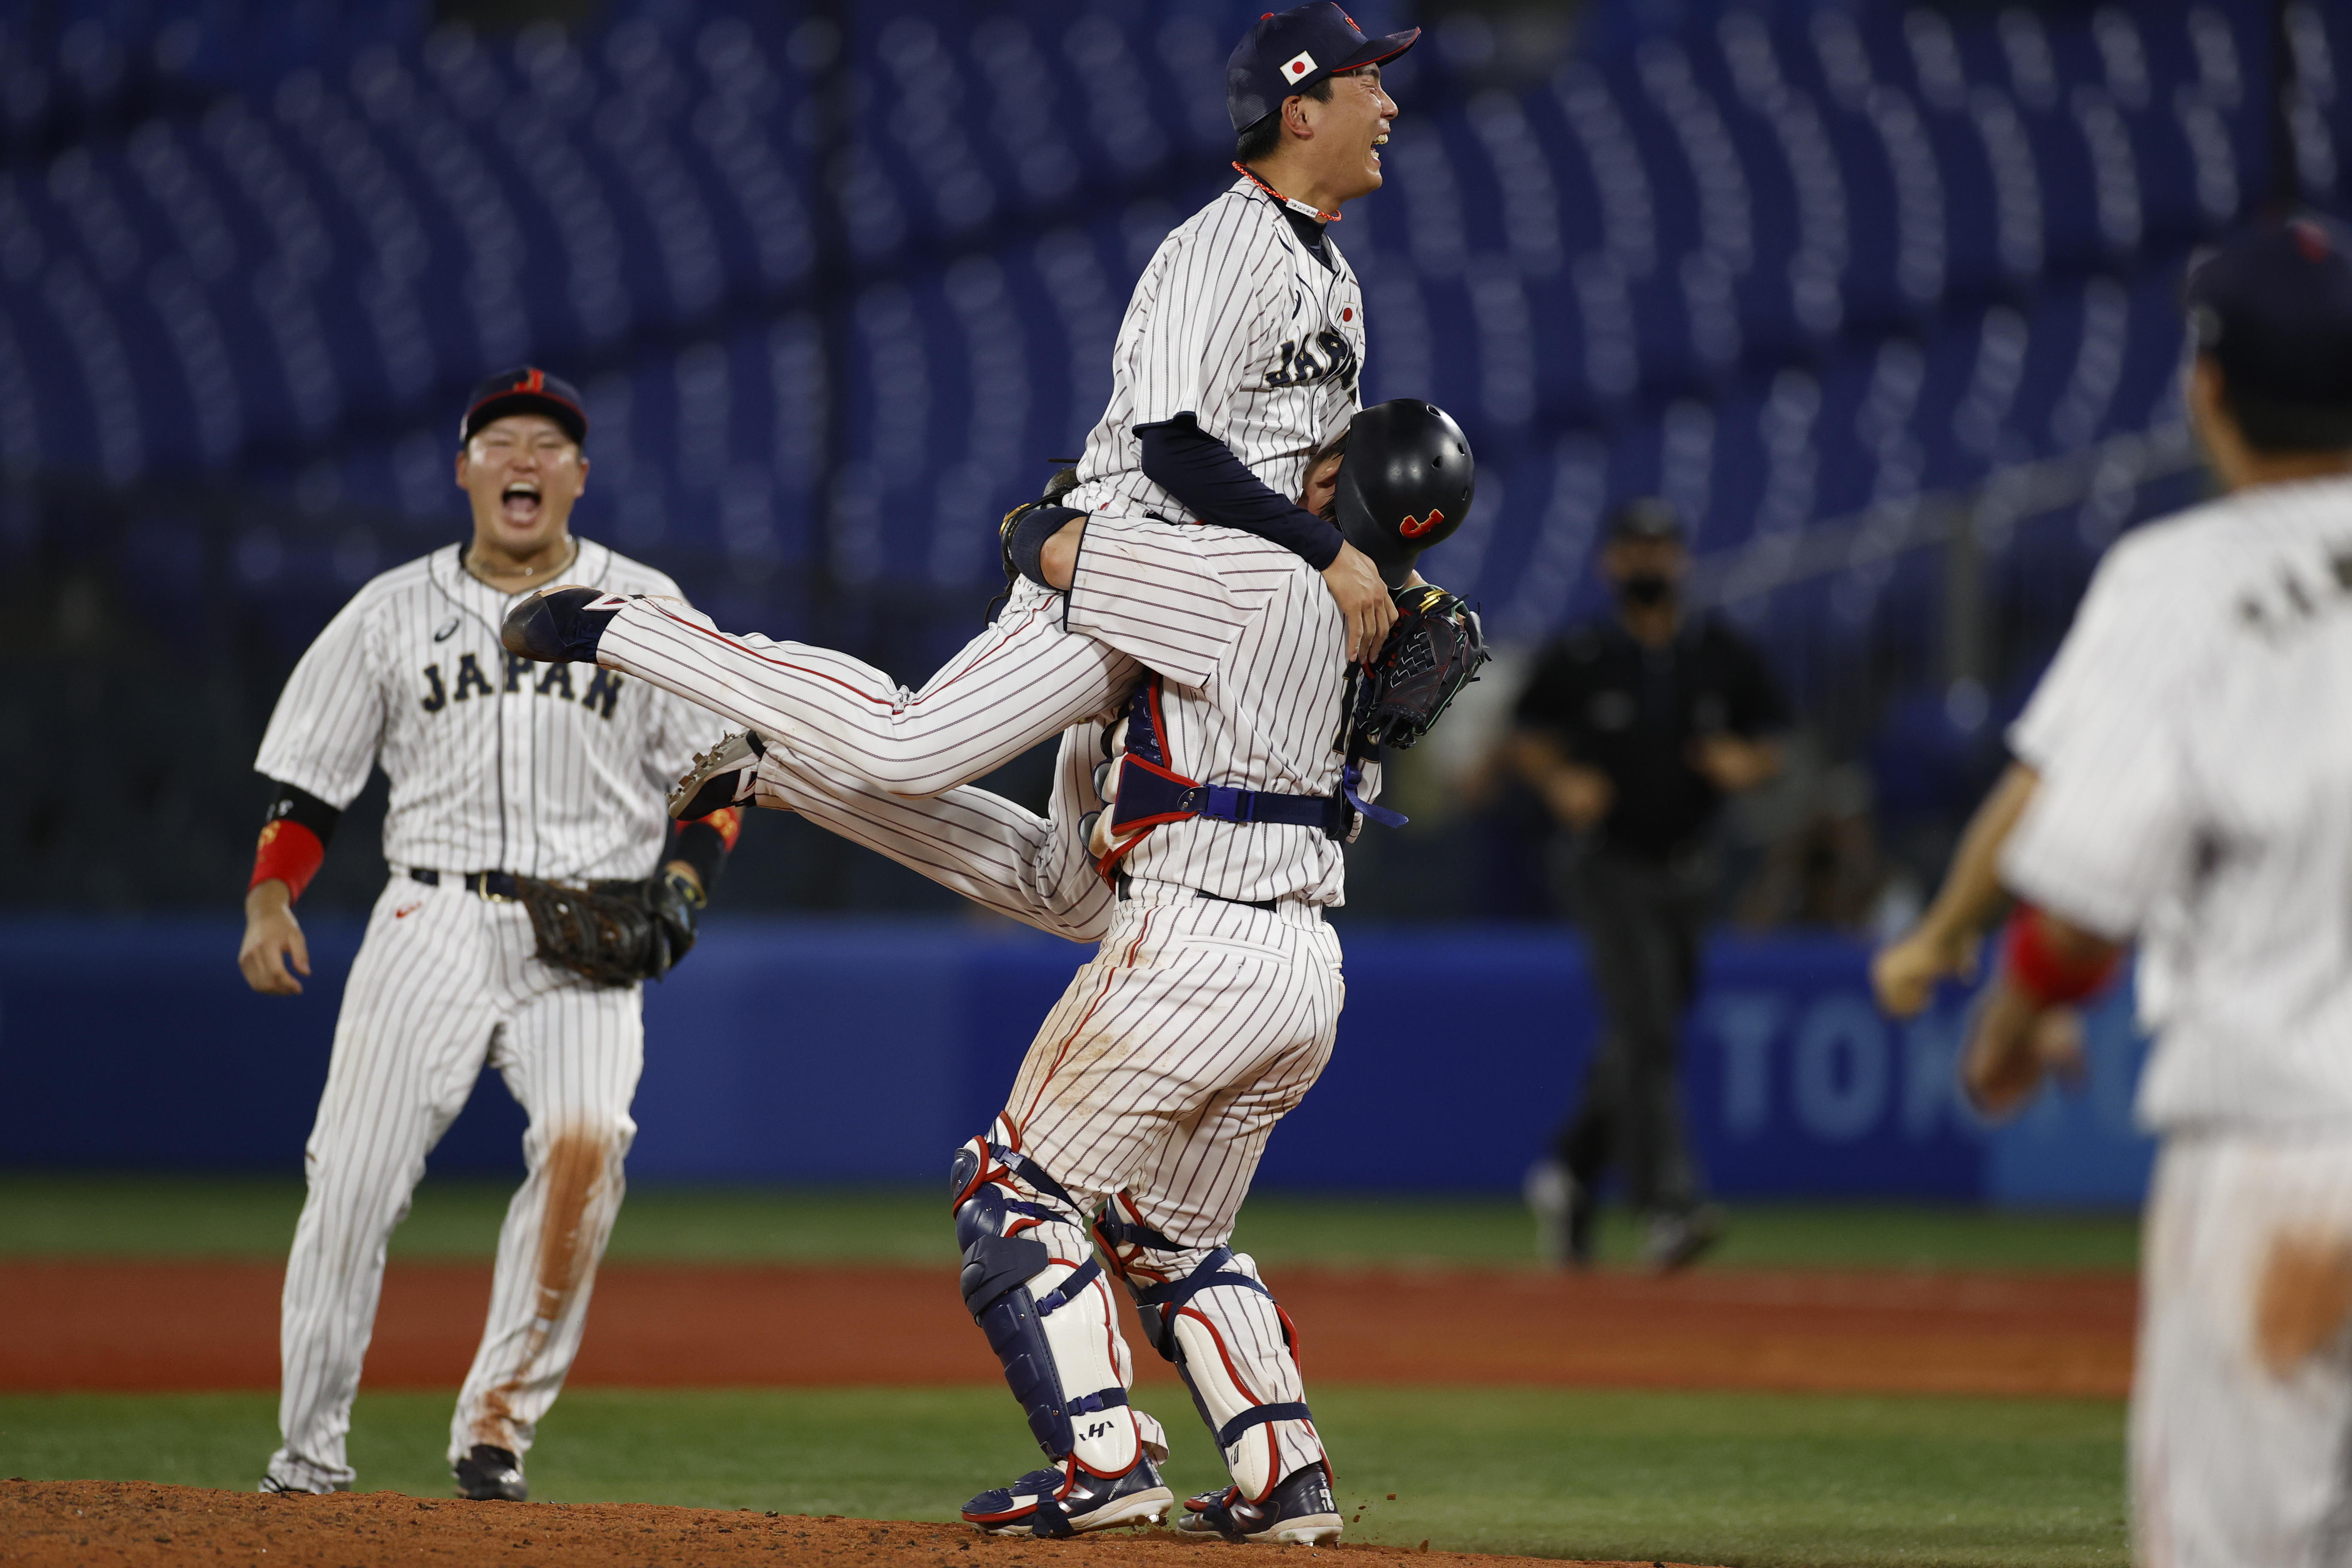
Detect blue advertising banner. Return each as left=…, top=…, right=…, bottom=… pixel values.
left=0, top=916, right=2155, bottom=1206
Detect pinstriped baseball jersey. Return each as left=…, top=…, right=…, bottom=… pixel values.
left=1063, top=175, right=1366, bottom=524
left=256, top=537, right=723, bottom=1497
left=2004, top=505, right=2352, bottom=1130
left=2002, top=475, right=2352, bottom=1031
left=255, top=539, right=724, bottom=880
left=1064, top=514, right=1369, bottom=904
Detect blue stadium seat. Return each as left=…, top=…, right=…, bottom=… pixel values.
left=0, top=0, right=2285, bottom=687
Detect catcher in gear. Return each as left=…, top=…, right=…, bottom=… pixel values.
left=510, top=392, right=1480, bottom=1544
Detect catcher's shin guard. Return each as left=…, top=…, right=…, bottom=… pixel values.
left=1105, top=1219, right=1325, bottom=1503
left=948, top=1124, right=1160, bottom=1481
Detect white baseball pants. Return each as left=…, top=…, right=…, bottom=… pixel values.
left=263, top=874, right=642, bottom=1493
left=1008, top=884, right=1346, bottom=1494
left=595, top=585, right=1135, bottom=800
left=2135, top=1129, right=2352, bottom=1568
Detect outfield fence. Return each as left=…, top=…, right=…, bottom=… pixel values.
left=0, top=916, right=2150, bottom=1206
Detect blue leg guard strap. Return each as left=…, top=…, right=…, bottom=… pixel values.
left=1131, top=1247, right=1274, bottom=1363
left=1034, top=1257, right=1103, bottom=1316
left=1216, top=1401, right=1314, bottom=1449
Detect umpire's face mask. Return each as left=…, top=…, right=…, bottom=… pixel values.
left=1618, top=572, right=1675, bottom=607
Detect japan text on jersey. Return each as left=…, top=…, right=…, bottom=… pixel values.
left=254, top=540, right=725, bottom=884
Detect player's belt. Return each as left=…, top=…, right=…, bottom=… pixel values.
left=1113, top=871, right=1279, bottom=913
left=408, top=867, right=521, bottom=901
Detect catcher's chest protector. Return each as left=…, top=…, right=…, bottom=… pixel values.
left=1096, top=680, right=1360, bottom=881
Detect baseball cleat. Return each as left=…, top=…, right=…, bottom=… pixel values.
left=961, top=1456, right=1172, bottom=1538
left=1524, top=1158, right=1596, bottom=1268
left=257, top=1475, right=349, bottom=1495
left=453, top=1443, right=528, bottom=1501
left=498, top=585, right=625, bottom=664
left=1178, top=1465, right=1342, bottom=1545
left=1642, top=1203, right=1726, bottom=1273
left=669, top=729, right=768, bottom=821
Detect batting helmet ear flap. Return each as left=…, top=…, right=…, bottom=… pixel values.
left=1331, top=400, right=1476, bottom=587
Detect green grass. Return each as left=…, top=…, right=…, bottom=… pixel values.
left=0, top=1386, right=2126, bottom=1567
left=0, top=1174, right=2139, bottom=1272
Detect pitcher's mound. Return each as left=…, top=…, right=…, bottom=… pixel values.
left=0, top=1479, right=1717, bottom=1566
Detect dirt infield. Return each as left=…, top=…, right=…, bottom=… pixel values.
left=0, top=1260, right=2135, bottom=1398
left=0, top=1481, right=1714, bottom=1568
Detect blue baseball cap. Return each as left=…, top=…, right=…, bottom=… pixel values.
left=1227, top=3, right=1418, bottom=134
left=2185, top=217, right=2352, bottom=407
left=460, top=365, right=588, bottom=447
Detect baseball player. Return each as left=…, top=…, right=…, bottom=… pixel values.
left=1960, top=224, right=2352, bottom=1568
left=1041, top=0, right=1413, bottom=667
left=1872, top=220, right=2352, bottom=1029
left=236, top=368, right=740, bottom=1501
left=505, top=395, right=1478, bottom=1544
left=496, top=9, right=1431, bottom=1536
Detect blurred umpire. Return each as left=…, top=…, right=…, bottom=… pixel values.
left=1510, top=500, right=1788, bottom=1270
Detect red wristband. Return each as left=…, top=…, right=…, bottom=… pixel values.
left=250, top=820, right=326, bottom=903
left=2001, top=903, right=2121, bottom=1007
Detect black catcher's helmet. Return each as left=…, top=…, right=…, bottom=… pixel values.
left=1332, top=399, right=1475, bottom=587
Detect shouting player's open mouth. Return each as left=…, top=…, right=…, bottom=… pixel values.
left=502, top=481, right=542, bottom=526
left=1371, top=129, right=1387, bottom=164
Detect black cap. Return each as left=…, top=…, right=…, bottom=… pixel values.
left=1332, top=398, right=1474, bottom=588
left=1227, top=3, right=1418, bottom=134
left=2184, top=218, right=2352, bottom=407
left=459, top=366, right=588, bottom=448
left=1607, top=496, right=1684, bottom=544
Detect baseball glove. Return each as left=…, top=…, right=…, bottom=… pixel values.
left=516, top=870, right=701, bottom=987
left=986, top=466, right=1084, bottom=623
left=1355, top=584, right=1488, bottom=750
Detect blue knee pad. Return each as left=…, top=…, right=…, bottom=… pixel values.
left=950, top=1148, right=1125, bottom=1459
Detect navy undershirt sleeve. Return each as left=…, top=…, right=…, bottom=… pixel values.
left=667, top=818, right=733, bottom=893
left=1135, top=413, right=1343, bottom=572
left=262, top=780, right=342, bottom=844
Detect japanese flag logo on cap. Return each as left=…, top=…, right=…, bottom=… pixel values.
left=1283, top=49, right=1318, bottom=82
